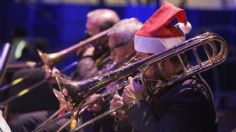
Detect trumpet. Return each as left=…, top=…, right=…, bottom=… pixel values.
left=55, top=32, right=228, bottom=130
left=38, top=29, right=110, bottom=69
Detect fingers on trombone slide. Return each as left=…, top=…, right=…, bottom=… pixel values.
left=109, top=94, right=127, bottom=121
left=86, top=94, right=103, bottom=113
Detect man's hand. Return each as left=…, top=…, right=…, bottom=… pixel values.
left=43, top=66, right=60, bottom=84
left=122, top=77, right=144, bottom=104
left=82, top=46, right=95, bottom=57
left=86, top=94, right=103, bottom=113
left=43, top=66, right=60, bottom=78
left=110, top=94, right=128, bottom=121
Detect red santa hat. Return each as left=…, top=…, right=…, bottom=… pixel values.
left=134, top=1, right=192, bottom=54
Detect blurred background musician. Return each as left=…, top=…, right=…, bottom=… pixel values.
left=71, top=8, right=120, bottom=81
left=8, top=8, right=120, bottom=132
left=9, top=27, right=31, bottom=63
left=110, top=1, right=217, bottom=132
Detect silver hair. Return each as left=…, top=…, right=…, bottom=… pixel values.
left=87, top=9, right=120, bottom=24
left=108, top=18, right=143, bottom=44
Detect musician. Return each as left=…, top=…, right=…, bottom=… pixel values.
left=110, top=1, right=217, bottom=132
left=84, top=18, right=143, bottom=132
left=9, top=9, right=120, bottom=132
left=108, top=18, right=142, bottom=63
left=72, top=9, right=120, bottom=80
left=9, top=27, right=31, bottom=62
left=72, top=9, right=120, bottom=132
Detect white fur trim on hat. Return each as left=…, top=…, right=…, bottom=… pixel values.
left=134, top=35, right=186, bottom=54
left=177, top=22, right=192, bottom=35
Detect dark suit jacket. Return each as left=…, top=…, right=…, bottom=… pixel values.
left=8, top=68, right=58, bottom=113
left=127, top=76, right=217, bottom=132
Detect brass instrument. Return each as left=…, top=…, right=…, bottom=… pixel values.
left=71, top=74, right=141, bottom=131
left=33, top=77, right=133, bottom=132
left=1, top=28, right=111, bottom=119
left=55, top=76, right=135, bottom=132
left=1, top=28, right=109, bottom=92
left=1, top=28, right=110, bottom=105
left=38, top=29, right=110, bottom=68
left=55, top=32, right=228, bottom=130
left=33, top=51, right=137, bottom=131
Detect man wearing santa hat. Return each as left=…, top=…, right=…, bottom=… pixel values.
left=110, top=1, right=217, bottom=132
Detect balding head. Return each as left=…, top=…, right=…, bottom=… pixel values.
left=86, top=9, right=120, bottom=36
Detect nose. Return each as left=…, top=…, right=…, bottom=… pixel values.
left=109, top=51, right=116, bottom=60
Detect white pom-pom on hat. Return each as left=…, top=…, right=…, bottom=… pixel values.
left=177, top=22, right=192, bottom=35
left=134, top=1, right=192, bottom=54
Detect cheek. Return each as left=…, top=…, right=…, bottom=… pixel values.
left=144, top=64, right=160, bottom=79
left=109, top=52, right=115, bottom=60
left=116, top=50, right=127, bottom=60
left=86, top=25, right=100, bottom=36
left=144, top=67, right=154, bottom=78
left=161, top=61, right=174, bottom=75
left=86, top=23, right=92, bottom=32
left=88, top=29, right=97, bottom=36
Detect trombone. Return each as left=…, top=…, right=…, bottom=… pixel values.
left=33, top=78, right=129, bottom=132
left=52, top=73, right=140, bottom=132
left=0, top=28, right=111, bottom=107
left=55, top=32, right=228, bottom=131
left=37, top=28, right=110, bottom=69
left=33, top=51, right=137, bottom=131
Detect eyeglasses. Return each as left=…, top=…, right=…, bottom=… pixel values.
left=111, top=42, right=126, bottom=50
left=110, top=42, right=127, bottom=54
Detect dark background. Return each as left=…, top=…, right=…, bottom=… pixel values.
left=0, top=1, right=236, bottom=131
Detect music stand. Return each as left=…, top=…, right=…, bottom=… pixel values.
left=0, top=43, right=12, bottom=87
